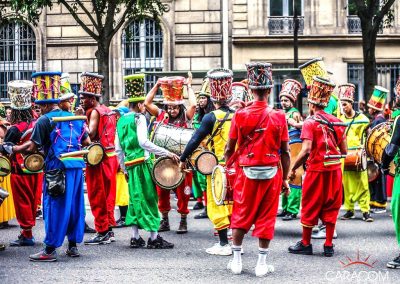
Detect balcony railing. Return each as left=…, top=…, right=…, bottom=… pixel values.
left=268, top=16, right=304, bottom=35
left=347, top=16, right=362, bottom=34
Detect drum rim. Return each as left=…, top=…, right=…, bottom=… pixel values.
left=85, top=143, right=105, bottom=166
left=152, top=156, right=185, bottom=190
left=0, top=156, right=11, bottom=176
left=365, top=122, right=391, bottom=160
left=298, top=57, right=323, bottom=69
left=282, top=79, right=302, bottom=89
left=211, top=165, right=227, bottom=206
left=367, top=161, right=379, bottom=182
left=8, top=80, right=34, bottom=88
left=207, top=68, right=233, bottom=79
left=195, top=151, right=218, bottom=175
left=24, top=153, right=45, bottom=172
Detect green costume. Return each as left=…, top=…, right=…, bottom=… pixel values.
left=281, top=107, right=302, bottom=215
left=117, top=112, right=160, bottom=232
left=391, top=112, right=400, bottom=246
left=324, top=94, right=338, bottom=116
left=338, top=112, right=370, bottom=213
left=191, top=113, right=207, bottom=199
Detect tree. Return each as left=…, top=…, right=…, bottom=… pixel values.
left=10, top=0, right=166, bottom=105
left=351, top=0, right=396, bottom=100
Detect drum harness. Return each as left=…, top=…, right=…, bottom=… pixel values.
left=205, top=109, right=232, bottom=154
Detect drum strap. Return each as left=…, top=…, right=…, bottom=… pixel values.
left=205, top=110, right=231, bottom=148
left=314, top=114, right=339, bottom=145
left=345, top=112, right=360, bottom=137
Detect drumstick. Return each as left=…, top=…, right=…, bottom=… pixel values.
left=60, top=150, right=89, bottom=158
left=324, top=154, right=347, bottom=159
left=52, top=116, right=87, bottom=122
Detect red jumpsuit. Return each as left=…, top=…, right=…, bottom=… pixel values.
left=86, top=105, right=118, bottom=233
left=229, top=101, right=288, bottom=240
left=300, top=110, right=346, bottom=227
left=155, top=110, right=192, bottom=215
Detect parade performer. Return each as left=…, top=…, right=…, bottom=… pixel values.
left=180, top=68, right=234, bottom=256
left=0, top=80, right=43, bottom=247
left=338, top=84, right=373, bottom=222
left=392, top=78, right=400, bottom=119
left=77, top=72, right=118, bottom=245
left=145, top=74, right=196, bottom=234
left=367, top=86, right=389, bottom=213
left=115, top=73, right=175, bottom=249
left=223, top=63, right=290, bottom=276
left=288, top=76, right=347, bottom=257
left=11, top=71, right=90, bottom=261
left=192, top=78, right=214, bottom=218
left=277, top=79, right=303, bottom=221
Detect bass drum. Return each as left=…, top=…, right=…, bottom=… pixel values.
left=152, top=156, right=184, bottom=190
left=344, top=148, right=367, bottom=172
left=151, top=123, right=194, bottom=155
left=289, top=140, right=304, bottom=189
left=366, top=122, right=392, bottom=164
left=84, top=143, right=105, bottom=166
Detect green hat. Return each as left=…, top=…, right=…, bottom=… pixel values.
left=124, top=73, right=145, bottom=102
left=198, top=77, right=210, bottom=97
left=368, top=85, right=389, bottom=111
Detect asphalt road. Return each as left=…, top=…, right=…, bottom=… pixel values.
left=1, top=198, right=400, bottom=283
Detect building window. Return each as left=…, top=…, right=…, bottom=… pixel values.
left=122, top=18, right=163, bottom=96
left=347, top=0, right=362, bottom=34
left=269, top=0, right=304, bottom=35
left=0, top=20, right=36, bottom=100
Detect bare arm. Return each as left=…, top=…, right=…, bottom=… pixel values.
left=88, top=110, right=100, bottom=140
left=82, top=135, right=91, bottom=147
left=185, top=73, right=196, bottom=120
left=13, top=140, right=38, bottom=154
left=280, top=141, right=290, bottom=180
left=339, top=137, right=348, bottom=155
left=144, top=81, right=161, bottom=117
left=291, top=139, right=312, bottom=172
left=224, top=138, right=237, bottom=163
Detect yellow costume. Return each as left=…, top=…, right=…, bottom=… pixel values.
left=0, top=175, right=16, bottom=223
left=115, top=170, right=129, bottom=206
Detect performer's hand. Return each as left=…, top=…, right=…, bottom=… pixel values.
left=287, top=118, right=296, bottom=127
left=124, top=172, right=129, bottom=182
left=75, top=107, right=85, bottom=116
left=289, top=169, right=296, bottom=181
left=186, top=71, right=193, bottom=86
left=2, top=142, right=14, bottom=155
left=282, top=180, right=291, bottom=197
left=169, top=153, right=180, bottom=164
left=179, top=161, right=186, bottom=172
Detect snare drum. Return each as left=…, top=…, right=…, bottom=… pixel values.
left=84, top=143, right=105, bottom=166
left=23, top=153, right=45, bottom=172
left=211, top=165, right=235, bottom=206
left=151, top=123, right=194, bottom=155
left=152, top=156, right=184, bottom=190
left=299, top=58, right=329, bottom=86
left=0, top=155, right=11, bottom=176
left=159, top=76, right=185, bottom=105
left=207, top=68, right=233, bottom=102
left=289, top=140, right=304, bottom=189
left=194, top=151, right=218, bottom=175
left=344, top=148, right=367, bottom=172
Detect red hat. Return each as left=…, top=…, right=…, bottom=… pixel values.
left=79, top=72, right=104, bottom=97
left=338, top=83, right=355, bottom=103
left=308, top=76, right=335, bottom=107
left=279, top=79, right=302, bottom=103
left=207, top=68, right=233, bottom=102
left=159, top=76, right=185, bottom=105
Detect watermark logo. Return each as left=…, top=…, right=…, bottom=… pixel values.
left=325, top=250, right=390, bottom=283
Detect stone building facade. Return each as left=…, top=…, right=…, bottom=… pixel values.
left=1, top=0, right=400, bottom=107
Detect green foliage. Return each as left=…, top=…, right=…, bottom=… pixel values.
left=347, top=0, right=395, bottom=30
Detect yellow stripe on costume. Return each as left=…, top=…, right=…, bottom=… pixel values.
left=125, top=157, right=145, bottom=167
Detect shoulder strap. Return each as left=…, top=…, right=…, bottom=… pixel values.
left=205, top=110, right=231, bottom=146
left=315, top=113, right=339, bottom=145
left=345, top=111, right=360, bottom=136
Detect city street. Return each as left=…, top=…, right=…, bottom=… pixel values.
left=1, top=199, right=400, bottom=283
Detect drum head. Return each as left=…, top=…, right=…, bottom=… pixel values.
left=24, top=153, right=44, bottom=172
left=211, top=165, right=226, bottom=206
left=0, top=156, right=11, bottom=176
left=366, top=122, right=391, bottom=163
left=367, top=161, right=379, bottom=182
left=86, top=144, right=104, bottom=166
left=152, top=157, right=184, bottom=190
left=189, top=148, right=202, bottom=166
left=360, top=149, right=367, bottom=171
left=195, top=151, right=218, bottom=175
left=289, top=141, right=304, bottom=188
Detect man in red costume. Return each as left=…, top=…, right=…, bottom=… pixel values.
left=288, top=76, right=347, bottom=257
left=77, top=72, right=118, bottom=245
left=225, top=63, right=291, bottom=277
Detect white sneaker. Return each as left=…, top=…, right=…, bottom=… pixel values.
left=255, top=263, right=274, bottom=277
left=311, top=227, right=337, bottom=239
left=206, top=243, right=232, bottom=256
left=227, top=259, right=242, bottom=275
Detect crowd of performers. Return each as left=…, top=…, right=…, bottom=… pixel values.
left=0, top=57, right=400, bottom=277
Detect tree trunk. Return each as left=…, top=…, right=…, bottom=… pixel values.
left=96, top=40, right=111, bottom=105
left=361, top=29, right=378, bottom=103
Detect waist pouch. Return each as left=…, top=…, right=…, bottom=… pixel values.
left=243, top=166, right=277, bottom=180
left=45, top=169, right=66, bottom=198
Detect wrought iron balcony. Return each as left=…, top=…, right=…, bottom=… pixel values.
left=347, top=16, right=362, bottom=34
left=268, top=16, right=304, bottom=35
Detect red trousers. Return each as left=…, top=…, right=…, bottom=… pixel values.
left=157, top=172, right=192, bottom=215
left=11, top=173, right=43, bottom=230
left=231, top=167, right=282, bottom=240
left=301, top=169, right=342, bottom=227
left=86, top=155, right=118, bottom=233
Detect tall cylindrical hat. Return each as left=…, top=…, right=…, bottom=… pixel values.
left=124, top=73, right=145, bottom=102
left=59, top=73, right=75, bottom=101
left=207, top=68, right=233, bottom=102
left=159, top=76, right=185, bottom=105
left=79, top=72, right=104, bottom=97
left=308, top=76, right=336, bottom=107
left=299, top=58, right=329, bottom=87
left=8, top=80, right=33, bottom=110
left=31, top=71, right=62, bottom=104
left=198, top=77, right=210, bottom=97
left=279, top=79, right=302, bottom=102
left=338, top=83, right=355, bottom=103
left=245, top=62, right=273, bottom=89
left=367, top=86, right=389, bottom=111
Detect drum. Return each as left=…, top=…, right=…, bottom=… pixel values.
left=23, top=153, right=45, bottom=172
left=279, top=79, right=302, bottom=101
left=0, top=155, right=11, bottom=176
left=207, top=68, right=233, bottom=101
left=159, top=76, right=185, bottom=105
left=152, top=156, right=184, bottom=190
left=32, top=71, right=62, bottom=101
left=344, top=148, right=367, bottom=172
left=299, top=58, right=329, bottom=86
left=289, top=140, right=304, bottom=189
left=194, top=151, right=218, bottom=175
left=7, top=80, right=34, bottom=110
left=84, top=143, right=105, bottom=166
left=189, top=148, right=202, bottom=167
left=151, top=123, right=195, bottom=155
left=308, top=76, right=336, bottom=107
left=289, top=129, right=301, bottom=142
left=79, top=72, right=104, bottom=96
left=366, top=122, right=392, bottom=164
left=211, top=165, right=235, bottom=206
left=367, top=160, right=395, bottom=182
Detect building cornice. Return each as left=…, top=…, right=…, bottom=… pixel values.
left=47, top=37, right=97, bottom=46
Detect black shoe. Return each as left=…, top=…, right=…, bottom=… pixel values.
left=323, top=245, right=334, bottom=257
left=114, top=218, right=126, bottom=228
left=194, top=209, right=208, bottom=219
left=147, top=235, right=174, bottom=249
left=0, top=243, right=5, bottom=251
left=288, top=241, right=313, bottom=255
left=362, top=212, right=374, bottom=222
left=277, top=210, right=287, bottom=217
left=36, top=209, right=43, bottom=220
left=84, top=223, right=96, bottom=234
left=130, top=236, right=145, bottom=248
left=193, top=202, right=204, bottom=210
left=158, top=218, right=170, bottom=232
left=84, top=233, right=111, bottom=245
left=340, top=210, right=355, bottom=220
left=387, top=254, right=400, bottom=269
left=176, top=218, right=188, bottom=234
left=66, top=246, right=80, bottom=257
left=282, top=213, right=297, bottom=221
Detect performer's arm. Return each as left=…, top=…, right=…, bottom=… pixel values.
left=288, top=112, right=303, bottom=129
left=280, top=141, right=290, bottom=180
left=87, top=109, right=99, bottom=140
left=224, top=138, right=237, bottom=163
left=114, top=132, right=126, bottom=173
left=382, top=116, right=400, bottom=172
left=185, top=73, right=197, bottom=120
left=291, top=139, right=312, bottom=172
left=144, top=81, right=161, bottom=117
